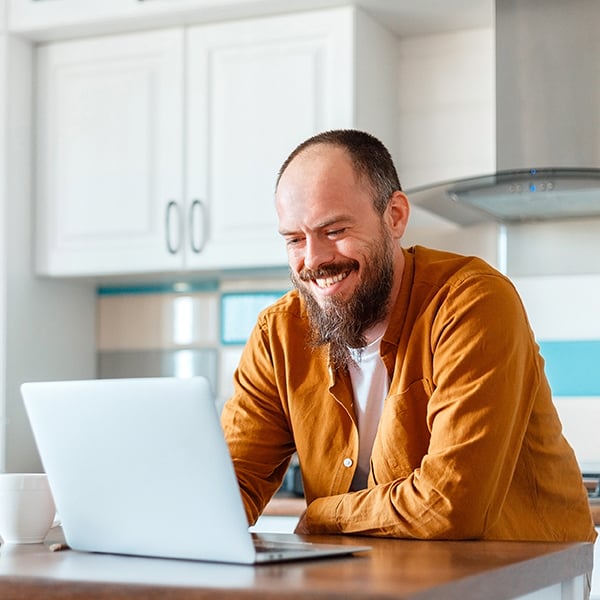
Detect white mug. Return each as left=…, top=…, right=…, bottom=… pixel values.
left=0, top=473, right=56, bottom=544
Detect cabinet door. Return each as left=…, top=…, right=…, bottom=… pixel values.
left=36, top=29, right=184, bottom=276
left=185, top=9, right=354, bottom=270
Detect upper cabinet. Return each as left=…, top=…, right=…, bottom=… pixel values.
left=36, top=29, right=186, bottom=275
left=35, top=7, right=398, bottom=277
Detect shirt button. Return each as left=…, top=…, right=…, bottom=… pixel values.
left=343, top=458, right=353, bottom=468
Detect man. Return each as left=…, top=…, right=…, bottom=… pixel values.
left=221, top=129, right=596, bottom=542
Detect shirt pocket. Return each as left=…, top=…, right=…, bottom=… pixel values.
left=371, top=378, right=432, bottom=484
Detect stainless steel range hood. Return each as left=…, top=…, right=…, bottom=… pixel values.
left=408, top=0, right=600, bottom=225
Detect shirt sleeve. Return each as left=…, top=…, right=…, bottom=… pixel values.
left=221, top=316, right=296, bottom=525
left=302, top=272, right=548, bottom=539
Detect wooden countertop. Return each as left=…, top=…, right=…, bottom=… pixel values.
left=263, top=495, right=305, bottom=516
left=0, top=528, right=593, bottom=599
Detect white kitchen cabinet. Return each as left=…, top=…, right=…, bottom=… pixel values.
left=36, top=7, right=398, bottom=277
left=36, top=29, right=185, bottom=275
left=184, top=9, right=390, bottom=271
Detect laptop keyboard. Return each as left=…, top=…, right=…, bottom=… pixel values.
left=254, top=539, right=310, bottom=555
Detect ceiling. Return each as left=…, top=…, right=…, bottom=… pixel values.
left=248, top=1, right=494, bottom=36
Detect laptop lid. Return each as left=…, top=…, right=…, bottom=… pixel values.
left=21, top=377, right=369, bottom=564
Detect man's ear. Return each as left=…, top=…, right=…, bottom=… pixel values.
left=387, top=191, right=410, bottom=239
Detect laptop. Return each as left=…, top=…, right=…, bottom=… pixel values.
left=21, top=376, right=370, bottom=564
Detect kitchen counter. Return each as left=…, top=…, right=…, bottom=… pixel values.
left=0, top=528, right=592, bottom=599
left=263, top=495, right=306, bottom=516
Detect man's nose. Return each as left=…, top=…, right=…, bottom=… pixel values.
left=304, top=236, right=335, bottom=271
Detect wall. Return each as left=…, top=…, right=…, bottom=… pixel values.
left=398, top=27, right=500, bottom=264
left=0, top=31, right=96, bottom=473
left=396, top=27, right=495, bottom=191
left=0, top=31, right=7, bottom=471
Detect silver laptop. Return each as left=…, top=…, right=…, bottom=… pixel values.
left=21, top=377, right=370, bottom=564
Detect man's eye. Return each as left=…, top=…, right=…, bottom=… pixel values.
left=286, top=237, right=303, bottom=246
left=327, top=228, right=346, bottom=238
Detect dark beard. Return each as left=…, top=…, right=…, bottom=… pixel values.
left=291, top=230, right=395, bottom=370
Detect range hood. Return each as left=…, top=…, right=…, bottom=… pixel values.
left=408, top=0, right=600, bottom=225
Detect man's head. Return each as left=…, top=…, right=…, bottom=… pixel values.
left=275, top=129, right=410, bottom=368
left=277, top=129, right=402, bottom=216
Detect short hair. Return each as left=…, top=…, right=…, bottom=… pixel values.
left=276, top=129, right=402, bottom=215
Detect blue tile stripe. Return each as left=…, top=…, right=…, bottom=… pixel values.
left=538, top=340, right=600, bottom=397
left=97, top=280, right=219, bottom=295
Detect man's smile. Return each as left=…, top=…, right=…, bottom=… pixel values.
left=314, top=271, right=351, bottom=289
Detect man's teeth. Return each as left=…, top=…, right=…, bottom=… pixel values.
left=315, top=272, right=348, bottom=288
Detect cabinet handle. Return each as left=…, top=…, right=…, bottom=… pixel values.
left=189, top=199, right=207, bottom=254
left=165, top=200, right=182, bottom=255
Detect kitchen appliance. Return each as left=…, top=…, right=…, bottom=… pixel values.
left=408, top=0, right=600, bottom=224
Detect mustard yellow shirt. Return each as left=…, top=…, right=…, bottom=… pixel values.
left=221, top=246, right=596, bottom=541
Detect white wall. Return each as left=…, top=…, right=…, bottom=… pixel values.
left=507, top=219, right=600, bottom=277
left=0, top=33, right=97, bottom=472
left=398, top=27, right=498, bottom=262
left=0, top=32, right=7, bottom=471
left=396, top=27, right=495, bottom=191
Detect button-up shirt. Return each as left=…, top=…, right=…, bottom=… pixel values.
left=221, top=246, right=596, bottom=541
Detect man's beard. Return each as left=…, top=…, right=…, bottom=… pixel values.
left=291, top=229, right=395, bottom=370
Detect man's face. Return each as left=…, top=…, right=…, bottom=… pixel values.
left=275, top=144, right=402, bottom=364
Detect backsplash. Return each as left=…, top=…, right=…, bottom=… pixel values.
left=513, top=274, right=600, bottom=472
left=96, top=277, right=291, bottom=409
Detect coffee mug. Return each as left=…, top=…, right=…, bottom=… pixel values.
left=0, top=473, right=56, bottom=544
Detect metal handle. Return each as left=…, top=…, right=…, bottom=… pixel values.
left=165, top=200, right=182, bottom=255
left=189, top=199, right=207, bottom=254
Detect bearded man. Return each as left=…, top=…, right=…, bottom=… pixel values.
left=220, top=129, right=595, bottom=543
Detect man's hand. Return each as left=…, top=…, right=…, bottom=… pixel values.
left=292, top=496, right=341, bottom=535
left=294, top=509, right=311, bottom=534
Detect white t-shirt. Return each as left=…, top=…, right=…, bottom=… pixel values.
left=347, top=324, right=390, bottom=490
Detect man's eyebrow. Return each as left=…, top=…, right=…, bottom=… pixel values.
left=278, top=228, right=298, bottom=237
left=278, top=215, right=355, bottom=237
left=316, top=215, right=354, bottom=229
